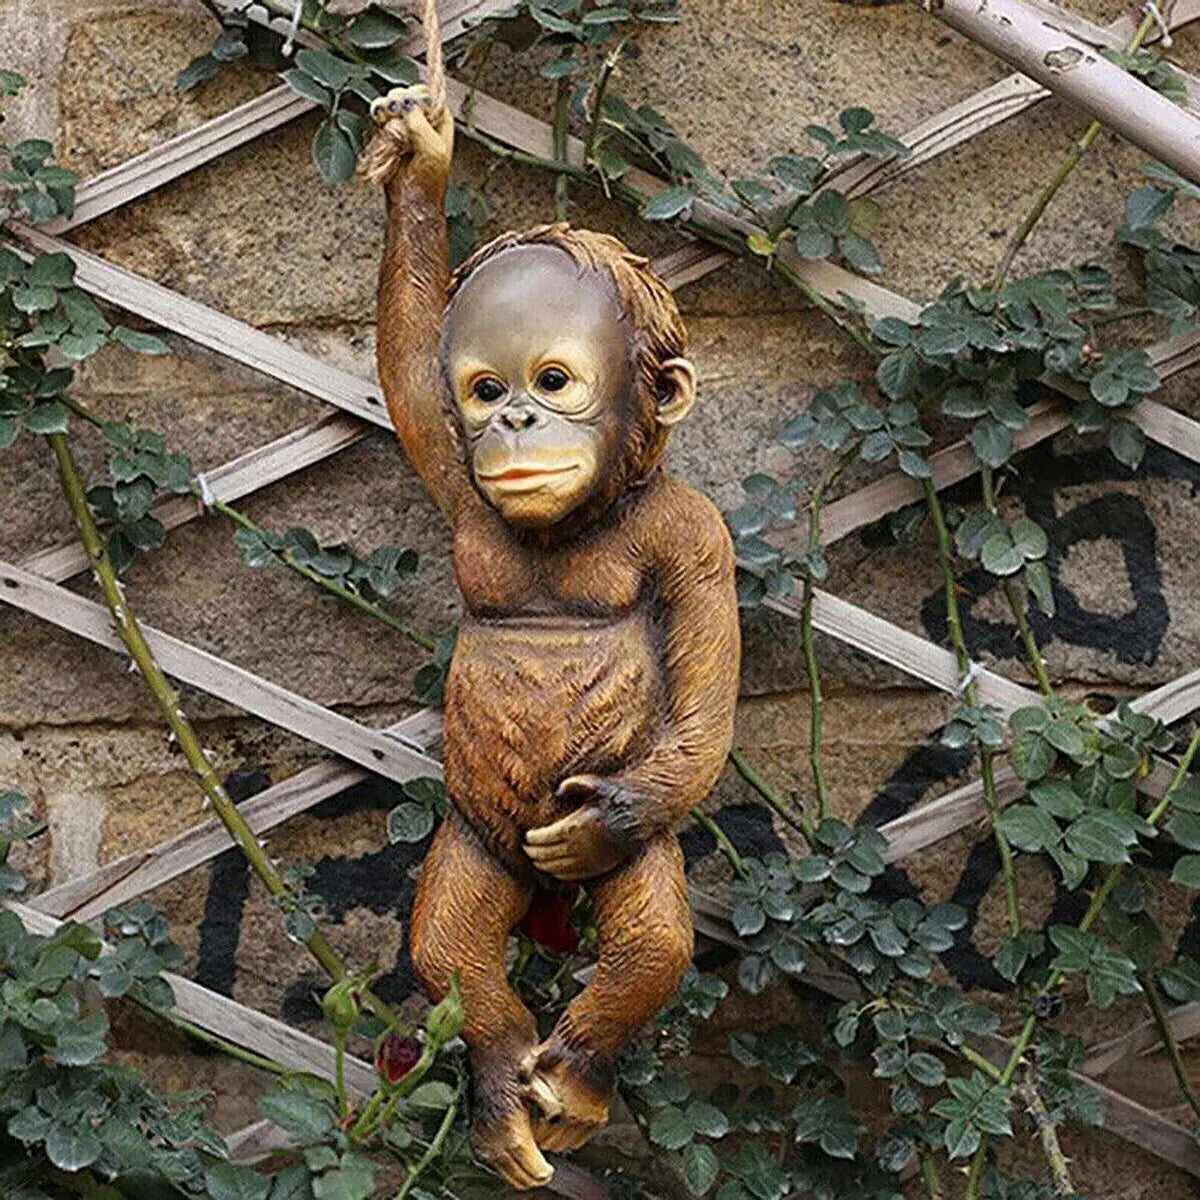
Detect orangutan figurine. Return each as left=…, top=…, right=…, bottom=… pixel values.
left=367, top=84, right=740, bottom=1190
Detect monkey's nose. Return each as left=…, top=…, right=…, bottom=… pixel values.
left=500, top=404, right=539, bottom=430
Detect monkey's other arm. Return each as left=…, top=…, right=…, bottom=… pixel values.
left=525, top=484, right=740, bottom=880
left=372, top=88, right=475, bottom=520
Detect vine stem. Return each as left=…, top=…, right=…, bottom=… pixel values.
left=966, top=725, right=1200, bottom=1186
left=57, top=393, right=437, bottom=653
left=210, top=498, right=437, bottom=651
left=980, top=466, right=1053, bottom=697
left=801, top=458, right=848, bottom=824
left=921, top=1154, right=944, bottom=1200
left=46, top=431, right=396, bottom=1027
left=1017, top=1066, right=1076, bottom=1196
left=552, top=61, right=572, bottom=222
left=1139, top=969, right=1200, bottom=1124
left=962, top=1137, right=989, bottom=1200
left=583, top=38, right=626, bottom=167
left=690, top=806, right=748, bottom=879
left=923, top=478, right=1021, bottom=938
left=729, top=748, right=816, bottom=844
left=395, top=1095, right=459, bottom=1200
left=990, top=7, right=1157, bottom=290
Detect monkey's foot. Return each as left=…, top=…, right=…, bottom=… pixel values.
left=519, top=1045, right=612, bottom=1153
left=471, top=1102, right=554, bottom=1191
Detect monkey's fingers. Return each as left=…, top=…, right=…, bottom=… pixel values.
left=369, top=83, right=431, bottom=125
left=526, top=806, right=596, bottom=847
left=554, top=774, right=604, bottom=805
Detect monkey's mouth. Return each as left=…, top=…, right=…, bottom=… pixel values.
left=479, top=464, right=580, bottom=492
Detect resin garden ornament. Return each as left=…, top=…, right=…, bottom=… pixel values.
left=366, top=81, right=740, bottom=1189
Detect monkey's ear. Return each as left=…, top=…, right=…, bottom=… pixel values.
left=654, top=357, right=697, bottom=427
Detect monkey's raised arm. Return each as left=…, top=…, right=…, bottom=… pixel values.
left=373, top=92, right=477, bottom=520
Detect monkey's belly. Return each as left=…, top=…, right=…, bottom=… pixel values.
left=443, top=614, right=662, bottom=860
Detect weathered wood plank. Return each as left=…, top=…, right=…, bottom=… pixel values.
left=30, top=709, right=442, bottom=921
left=0, top=559, right=442, bottom=787
left=22, top=411, right=369, bottom=585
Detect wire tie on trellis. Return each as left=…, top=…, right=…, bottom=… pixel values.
left=195, top=472, right=216, bottom=511
left=282, top=0, right=304, bottom=56
left=1144, top=0, right=1172, bottom=46
left=955, top=659, right=984, bottom=697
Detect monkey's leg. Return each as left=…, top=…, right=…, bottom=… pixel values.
left=520, top=832, right=694, bottom=1152
left=410, top=812, right=552, bottom=1189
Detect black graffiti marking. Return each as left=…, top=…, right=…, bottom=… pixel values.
left=919, top=438, right=1194, bottom=666
left=194, top=771, right=268, bottom=998
left=861, top=738, right=1200, bottom=992
left=195, top=780, right=783, bottom=1014
left=679, top=801, right=786, bottom=870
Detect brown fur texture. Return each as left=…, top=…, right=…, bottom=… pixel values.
left=372, top=91, right=740, bottom=1189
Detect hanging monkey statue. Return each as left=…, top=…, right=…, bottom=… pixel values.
left=367, top=84, right=740, bottom=1190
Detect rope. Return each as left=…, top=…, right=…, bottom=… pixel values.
left=421, top=0, right=447, bottom=122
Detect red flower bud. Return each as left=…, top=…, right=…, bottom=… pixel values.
left=376, top=1033, right=422, bottom=1085
left=519, top=884, right=581, bottom=955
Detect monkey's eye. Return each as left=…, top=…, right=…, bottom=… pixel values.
left=471, top=377, right=506, bottom=404
left=536, top=367, right=570, bottom=393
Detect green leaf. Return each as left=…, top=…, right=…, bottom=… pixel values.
left=23, top=402, right=69, bottom=434
left=386, top=801, right=435, bottom=844
left=686, top=1099, right=730, bottom=1139
left=112, top=326, right=169, bottom=355
left=1108, top=418, right=1145, bottom=469
left=650, top=1104, right=694, bottom=1150
left=1168, top=810, right=1200, bottom=851
left=996, top=805, right=1061, bottom=853
left=906, top=1051, right=946, bottom=1087
left=792, top=1096, right=861, bottom=1159
left=282, top=68, right=333, bottom=108
left=258, top=1091, right=336, bottom=1144
left=312, top=1154, right=374, bottom=1200
left=981, top=532, right=1023, bottom=576
left=790, top=221, right=834, bottom=260
left=840, top=232, right=882, bottom=275
left=1064, top=810, right=1142, bottom=863
left=680, top=1142, right=720, bottom=1196
left=1010, top=732, right=1056, bottom=781
left=347, top=7, right=409, bottom=48
left=45, top=1121, right=103, bottom=1171
left=970, top=417, right=1013, bottom=468
left=876, top=350, right=919, bottom=400
left=177, top=52, right=223, bottom=91
left=313, top=120, right=357, bottom=185
left=1026, top=560, right=1055, bottom=616
left=27, top=252, right=76, bottom=288
left=541, top=57, right=582, bottom=79
left=731, top=900, right=765, bottom=936
left=643, top=187, right=693, bottom=220
left=1171, top=854, right=1200, bottom=888
left=206, top=1161, right=274, bottom=1200
left=407, top=1080, right=456, bottom=1109
left=1125, top=185, right=1173, bottom=230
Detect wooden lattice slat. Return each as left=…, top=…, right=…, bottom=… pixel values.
left=0, top=559, right=442, bottom=785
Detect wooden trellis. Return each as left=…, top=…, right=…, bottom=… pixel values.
left=8, top=0, right=1200, bottom=1190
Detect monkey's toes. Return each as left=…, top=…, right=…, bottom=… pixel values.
left=531, top=1114, right=598, bottom=1153
left=471, top=1106, right=553, bottom=1191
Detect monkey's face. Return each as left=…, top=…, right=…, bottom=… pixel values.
left=443, top=245, right=635, bottom=529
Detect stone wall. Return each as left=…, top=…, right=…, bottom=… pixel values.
left=4, top=0, right=1200, bottom=1195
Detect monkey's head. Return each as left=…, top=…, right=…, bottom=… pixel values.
left=441, top=225, right=696, bottom=530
